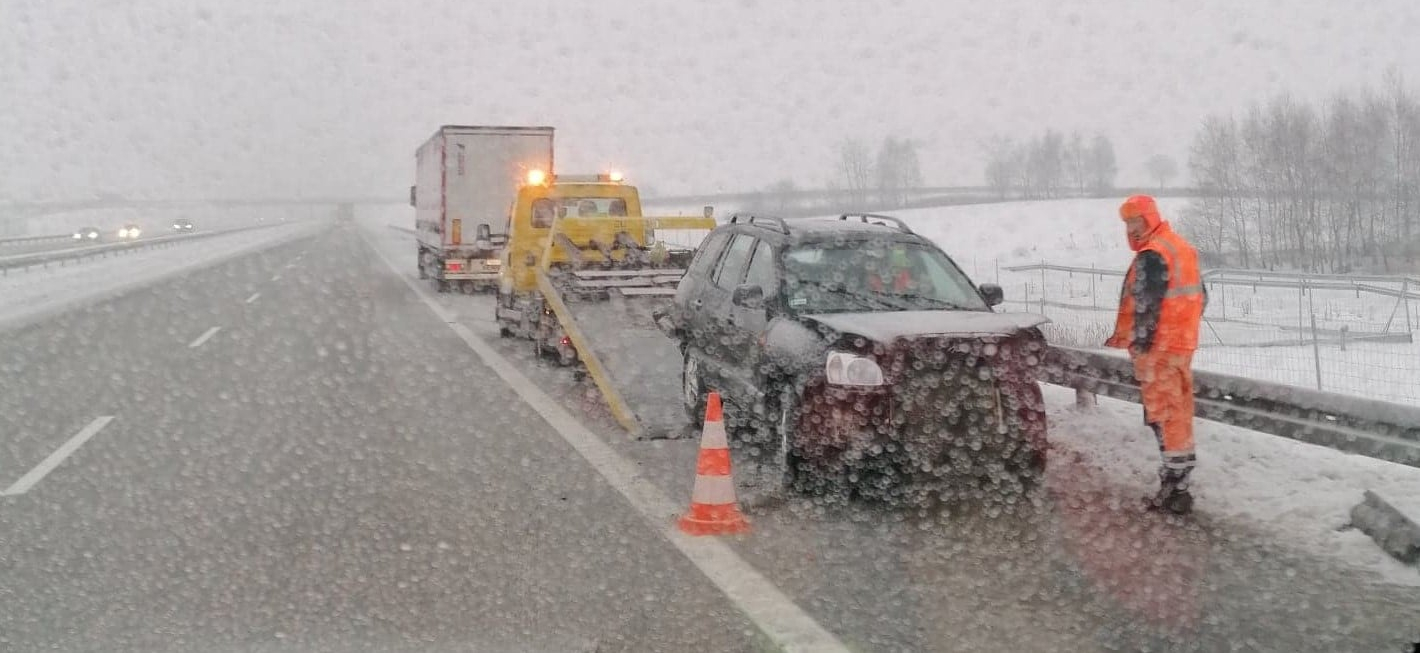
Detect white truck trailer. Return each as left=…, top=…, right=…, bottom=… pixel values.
left=411, top=125, right=555, bottom=292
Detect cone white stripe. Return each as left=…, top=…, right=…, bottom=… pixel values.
left=691, top=474, right=738, bottom=505
left=700, top=418, right=728, bottom=449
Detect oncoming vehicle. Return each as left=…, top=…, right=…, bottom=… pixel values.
left=72, top=226, right=100, bottom=242
left=116, top=223, right=142, bottom=239
left=171, top=218, right=194, bottom=232
left=660, top=213, right=1051, bottom=502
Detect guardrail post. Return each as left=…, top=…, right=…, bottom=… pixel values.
left=1075, top=386, right=1096, bottom=408
left=1340, top=324, right=1348, bottom=351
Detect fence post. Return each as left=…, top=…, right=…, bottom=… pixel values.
left=1089, top=265, right=1096, bottom=308
left=995, top=258, right=999, bottom=285
left=1310, top=312, right=1323, bottom=391
left=1298, top=278, right=1306, bottom=345
left=1039, top=261, right=1046, bottom=315
left=1340, top=324, right=1348, bottom=352
left=1220, top=281, right=1227, bottom=320
left=1405, top=278, right=1413, bottom=335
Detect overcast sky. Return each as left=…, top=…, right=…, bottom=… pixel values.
left=3, top=0, right=1418, bottom=200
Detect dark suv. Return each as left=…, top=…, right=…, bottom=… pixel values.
left=659, top=213, right=1050, bottom=502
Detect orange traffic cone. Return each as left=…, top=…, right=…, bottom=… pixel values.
left=677, top=392, right=750, bottom=536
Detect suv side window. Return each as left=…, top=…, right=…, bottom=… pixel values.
left=742, top=240, right=777, bottom=294
left=712, top=234, right=755, bottom=290
left=688, top=231, right=731, bottom=280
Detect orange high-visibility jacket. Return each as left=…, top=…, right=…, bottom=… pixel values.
left=1109, top=226, right=1205, bottom=353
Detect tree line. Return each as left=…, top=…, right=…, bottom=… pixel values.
left=1182, top=73, right=1420, bottom=272
left=982, top=131, right=1119, bottom=200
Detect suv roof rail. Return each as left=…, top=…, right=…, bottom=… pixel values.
left=729, top=213, right=790, bottom=234
left=838, top=213, right=914, bottom=234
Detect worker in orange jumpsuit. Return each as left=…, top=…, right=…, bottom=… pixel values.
left=1105, top=195, right=1206, bottom=515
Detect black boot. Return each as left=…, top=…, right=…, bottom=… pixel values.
left=1146, top=485, right=1194, bottom=515
left=1145, top=466, right=1194, bottom=515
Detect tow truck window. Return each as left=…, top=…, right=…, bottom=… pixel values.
left=551, top=197, right=622, bottom=217
left=531, top=198, right=555, bottom=228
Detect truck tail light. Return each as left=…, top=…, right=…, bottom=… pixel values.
left=446, top=261, right=463, bottom=272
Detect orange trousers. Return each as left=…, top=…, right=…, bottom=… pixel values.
left=1133, top=351, right=1197, bottom=478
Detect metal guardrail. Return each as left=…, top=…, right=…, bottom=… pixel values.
left=1041, top=345, right=1420, bottom=468
left=0, top=233, right=72, bottom=247
left=0, top=224, right=286, bottom=274
left=1004, top=262, right=1420, bottom=299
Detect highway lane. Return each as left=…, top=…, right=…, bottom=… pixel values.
left=0, top=224, right=760, bottom=652
left=365, top=219, right=1420, bottom=652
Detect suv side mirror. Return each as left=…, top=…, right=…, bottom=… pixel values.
left=732, top=284, right=764, bottom=309
left=979, top=283, right=1004, bottom=307
left=475, top=223, right=492, bottom=241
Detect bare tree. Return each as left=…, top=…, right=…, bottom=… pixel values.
left=765, top=178, right=797, bottom=214
left=1064, top=132, right=1088, bottom=197
left=1145, top=154, right=1180, bottom=191
left=983, top=136, right=1016, bottom=200
left=1184, top=76, right=1420, bottom=272
left=1088, top=135, right=1118, bottom=197
left=837, top=138, right=874, bottom=207
left=875, top=136, right=923, bottom=208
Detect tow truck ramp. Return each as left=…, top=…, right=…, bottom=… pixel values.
left=534, top=264, right=693, bottom=440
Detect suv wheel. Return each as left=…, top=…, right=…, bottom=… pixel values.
left=682, top=350, right=706, bottom=428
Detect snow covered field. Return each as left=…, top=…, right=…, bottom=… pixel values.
left=0, top=220, right=325, bottom=332
left=363, top=205, right=1420, bottom=587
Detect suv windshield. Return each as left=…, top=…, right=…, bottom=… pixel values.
left=782, top=240, right=988, bottom=314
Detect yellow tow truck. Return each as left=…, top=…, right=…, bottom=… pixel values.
left=495, top=170, right=715, bottom=437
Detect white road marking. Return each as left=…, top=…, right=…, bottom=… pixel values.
left=360, top=230, right=848, bottom=653
left=188, top=326, right=221, bottom=348
left=244, top=292, right=261, bottom=304
left=2, top=416, right=115, bottom=496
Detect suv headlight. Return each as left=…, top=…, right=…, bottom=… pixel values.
left=825, top=351, right=885, bottom=387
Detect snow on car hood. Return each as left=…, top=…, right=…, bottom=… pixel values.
left=802, top=310, right=1050, bottom=342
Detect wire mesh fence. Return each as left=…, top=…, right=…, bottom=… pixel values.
left=995, top=261, right=1420, bottom=407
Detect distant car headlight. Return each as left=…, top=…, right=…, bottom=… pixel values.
left=825, top=351, right=885, bottom=387
left=73, top=233, right=82, bottom=239
left=88, top=232, right=98, bottom=239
